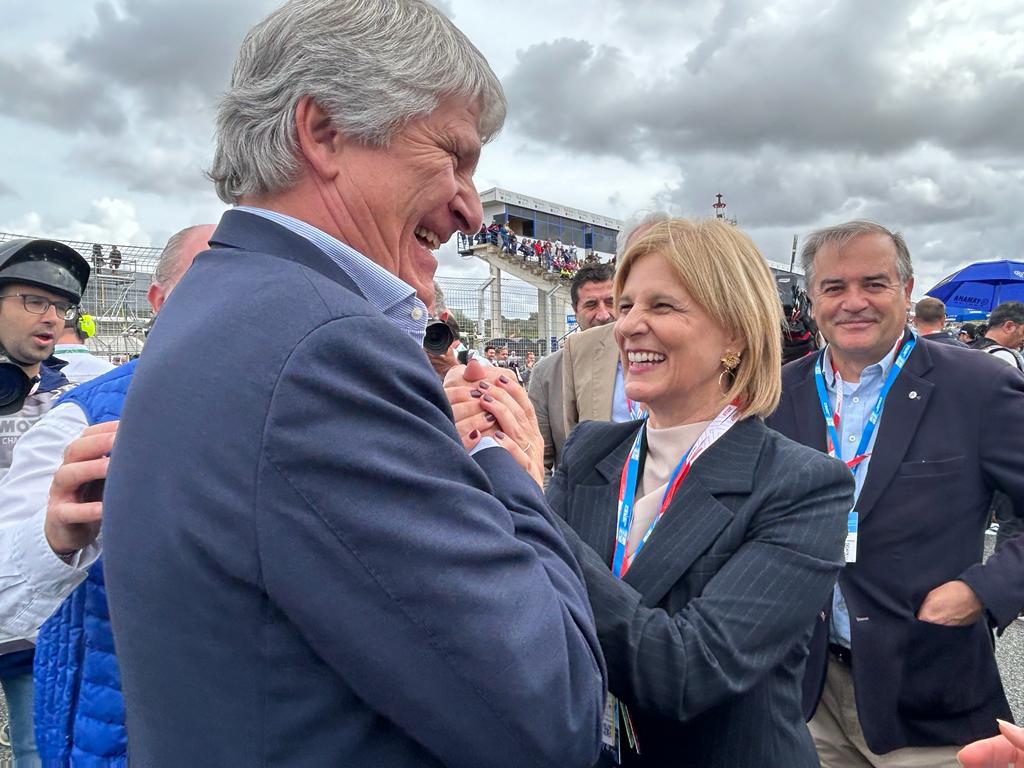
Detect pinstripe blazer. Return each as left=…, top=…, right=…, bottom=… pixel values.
left=547, top=416, right=854, bottom=768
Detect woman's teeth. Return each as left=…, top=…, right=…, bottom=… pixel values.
left=627, top=351, right=666, bottom=363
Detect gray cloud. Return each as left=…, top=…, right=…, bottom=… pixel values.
left=503, top=0, right=1024, bottom=158
left=498, top=0, right=1024, bottom=296
left=0, top=180, right=14, bottom=199
left=0, top=57, right=125, bottom=134
left=65, top=0, right=275, bottom=121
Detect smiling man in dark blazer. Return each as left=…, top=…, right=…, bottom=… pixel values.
left=768, top=220, right=1024, bottom=767
left=99, top=3, right=605, bottom=767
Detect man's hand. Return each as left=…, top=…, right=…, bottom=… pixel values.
left=44, top=421, right=119, bottom=558
left=958, top=719, right=1024, bottom=767
left=917, top=580, right=983, bottom=626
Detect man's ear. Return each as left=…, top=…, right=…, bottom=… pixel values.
left=903, top=277, right=915, bottom=309
left=294, top=95, right=343, bottom=182
left=147, top=284, right=166, bottom=314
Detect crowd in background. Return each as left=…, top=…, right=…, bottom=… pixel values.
left=460, top=222, right=604, bottom=279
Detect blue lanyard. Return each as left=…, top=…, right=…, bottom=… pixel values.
left=813, top=336, right=916, bottom=479
left=611, top=427, right=646, bottom=578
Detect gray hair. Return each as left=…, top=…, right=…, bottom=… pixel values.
left=209, top=0, right=507, bottom=204
left=154, top=226, right=208, bottom=288
left=616, top=210, right=671, bottom=259
left=432, top=279, right=447, bottom=315
left=801, top=220, right=914, bottom=291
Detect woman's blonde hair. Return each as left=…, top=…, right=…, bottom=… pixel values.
left=613, top=218, right=783, bottom=419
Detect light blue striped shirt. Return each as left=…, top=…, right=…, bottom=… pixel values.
left=821, top=339, right=900, bottom=648
left=235, top=206, right=428, bottom=344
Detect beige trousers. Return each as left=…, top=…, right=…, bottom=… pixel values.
left=809, top=656, right=962, bottom=767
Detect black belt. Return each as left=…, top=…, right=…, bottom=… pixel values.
left=828, top=643, right=853, bottom=666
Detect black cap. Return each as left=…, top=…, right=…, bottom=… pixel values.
left=0, top=239, right=91, bottom=303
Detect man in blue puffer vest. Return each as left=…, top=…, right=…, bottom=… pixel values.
left=0, top=225, right=211, bottom=767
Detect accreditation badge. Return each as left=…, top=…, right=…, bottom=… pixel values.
left=601, top=694, right=620, bottom=763
left=845, top=510, right=859, bottom=563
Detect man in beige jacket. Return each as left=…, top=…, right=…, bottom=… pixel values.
left=528, top=262, right=615, bottom=477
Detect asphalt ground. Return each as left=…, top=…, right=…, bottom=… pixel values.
left=1, top=534, right=1020, bottom=763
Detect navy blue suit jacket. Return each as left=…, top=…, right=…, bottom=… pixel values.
left=767, top=333, right=1024, bottom=753
left=102, top=210, right=605, bottom=768
left=548, top=417, right=853, bottom=767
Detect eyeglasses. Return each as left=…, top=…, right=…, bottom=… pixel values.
left=0, top=293, right=78, bottom=320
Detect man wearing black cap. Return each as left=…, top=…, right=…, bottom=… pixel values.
left=0, top=238, right=89, bottom=767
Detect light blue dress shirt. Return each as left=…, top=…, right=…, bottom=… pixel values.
left=821, top=340, right=899, bottom=648
left=235, top=206, right=428, bottom=344
left=611, top=362, right=632, bottom=423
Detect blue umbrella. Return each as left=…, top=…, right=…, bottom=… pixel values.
left=926, top=260, right=1024, bottom=313
left=949, top=309, right=988, bottom=322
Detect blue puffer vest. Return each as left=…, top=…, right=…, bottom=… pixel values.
left=34, top=360, right=137, bottom=768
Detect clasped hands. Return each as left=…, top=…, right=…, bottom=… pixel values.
left=444, top=359, right=545, bottom=487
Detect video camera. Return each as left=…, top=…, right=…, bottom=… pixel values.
left=423, top=312, right=460, bottom=355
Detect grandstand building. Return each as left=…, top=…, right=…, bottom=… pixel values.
left=479, top=187, right=621, bottom=259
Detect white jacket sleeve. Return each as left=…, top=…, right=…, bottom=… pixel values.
left=0, top=402, right=98, bottom=644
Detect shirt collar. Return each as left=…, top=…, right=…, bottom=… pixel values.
left=822, top=334, right=903, bottom=389
left=235, top=206, right=428, bottom=342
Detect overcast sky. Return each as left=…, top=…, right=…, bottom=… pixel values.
left=2, top=0, right=1022, bottom=295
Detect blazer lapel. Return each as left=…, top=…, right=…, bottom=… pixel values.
left=592, top=326, right=621, bottom=421
left=622, top=419, right=763, bottom=605
left=576, top=432, right=636, bottom=563
left=852, top=340, right=934, bottom=521
left=788, top=372, right=828, bottom=454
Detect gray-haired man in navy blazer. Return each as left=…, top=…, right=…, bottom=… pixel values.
left=100, top=2, right=605, bottom=767
left=768, top=220, right=1024, bottom=767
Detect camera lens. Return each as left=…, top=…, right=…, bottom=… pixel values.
left=423, top=320, right=456, bottom=355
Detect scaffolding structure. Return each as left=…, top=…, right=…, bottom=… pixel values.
left=0, top=232, right=161, bottom=361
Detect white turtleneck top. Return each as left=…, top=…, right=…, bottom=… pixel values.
left=626, top=420, right=712, bottom=559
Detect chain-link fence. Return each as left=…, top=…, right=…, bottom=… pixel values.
left=435, top=275, right=571, bottom=358
left=0, top=233, right=565, bottom=361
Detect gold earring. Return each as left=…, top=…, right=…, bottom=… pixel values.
left=719, top=351, right=741, bottom=390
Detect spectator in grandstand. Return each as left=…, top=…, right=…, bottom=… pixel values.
left=0, top=225, right=212, bottom=767
left=454, top=217, right=853, bottom=767
left=52, top=310, right=115, bottom=383
left=101, top=3, right=604, bottom=767
left=0, top=238, right=90, bottom=767
left=912, top=296, right=967, bottom=347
